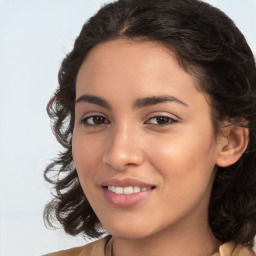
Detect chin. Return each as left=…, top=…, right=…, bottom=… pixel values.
left=109, top=230, right=152, bottom=240
left=103, top=221, right=151, bottom=240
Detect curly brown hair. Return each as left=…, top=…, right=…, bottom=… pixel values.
left=44, top=0, right=256, bottom=247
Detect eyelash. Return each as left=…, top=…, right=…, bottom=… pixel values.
left=81, top=115, right=109, bottom=126
left=146, top=116, right=178, bottom=126
left=80, top=115, right=178, bottom=127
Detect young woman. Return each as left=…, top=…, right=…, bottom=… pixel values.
left=44, top=0, right=256, bottom=255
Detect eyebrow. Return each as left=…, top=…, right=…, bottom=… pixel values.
left=75, top=94, right=112, bottom=109
left=75, top=94, right=188, bottom=109
left=134, top=95, right=188, bottom=108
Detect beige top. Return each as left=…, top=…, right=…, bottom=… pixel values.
left=44, top=236, right=256, bottom=256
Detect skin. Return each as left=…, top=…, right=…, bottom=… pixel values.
left=72, top=39, right=232, bottom=256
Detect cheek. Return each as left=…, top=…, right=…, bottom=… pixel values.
left=146, top=127, right=217, bottom=194
left=72, top=133, right=103, bottom=188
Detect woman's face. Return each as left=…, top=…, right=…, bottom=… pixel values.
left=73, top=39, right=223, bottom=239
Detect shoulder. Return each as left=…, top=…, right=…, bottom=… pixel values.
left=212, top=242, right=256, bottom=256
left=44, top=236, right=110, bottom=256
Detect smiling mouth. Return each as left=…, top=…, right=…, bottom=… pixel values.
left=104, top=186, right=155, bottom=195
left=102, top=183, right=156, bottom=207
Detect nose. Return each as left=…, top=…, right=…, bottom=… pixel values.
left=102, top=123, right=145, bottom=171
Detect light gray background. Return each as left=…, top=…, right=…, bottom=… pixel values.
left=0, top=1, right=255, bottom=255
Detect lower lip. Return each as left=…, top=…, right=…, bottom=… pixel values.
left=103, top=187, right=154, bottom=207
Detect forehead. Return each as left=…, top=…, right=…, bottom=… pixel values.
left=77, top=39, right=198, bottom=90
left=76, top=39, right=209, bottom=110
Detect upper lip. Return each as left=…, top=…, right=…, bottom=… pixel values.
left=100, top=178, right=155, bottom=188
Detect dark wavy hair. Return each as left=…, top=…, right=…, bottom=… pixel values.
left=44, top=0, right=256, bottom=247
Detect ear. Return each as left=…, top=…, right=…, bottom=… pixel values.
left=216, top=123, right=249, bottom=167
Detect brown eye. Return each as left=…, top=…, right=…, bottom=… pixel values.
left=81, top=115, right=109, bottom=126
left=156, top=117, right=170, bottom=125
left=146, top=116, right=178, bottom=126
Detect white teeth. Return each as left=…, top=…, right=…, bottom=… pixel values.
left=109, top=186, right=115, bottom=192
left=133, top=186, right=140, bottom=193
left=107, top=186, right=151, bottom=194
left=123, top=186, right=133, bottom=194
left=115, top=187, right=124, bottom=194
